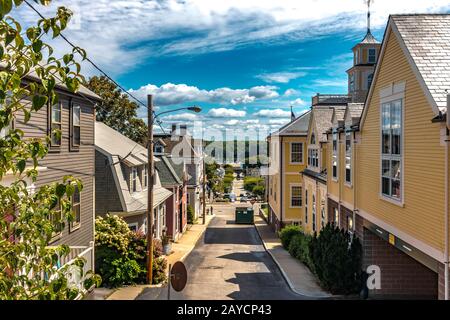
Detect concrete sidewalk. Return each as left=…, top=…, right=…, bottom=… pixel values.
left=254, top=215, right=331, bottom=299
left=106, top=214, right=215, bottom=300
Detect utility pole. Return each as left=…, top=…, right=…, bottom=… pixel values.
left=202, top=156, right=206, bottom=225
left=146, top=94, right=154, bottom=285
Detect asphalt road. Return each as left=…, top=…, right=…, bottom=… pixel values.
left=138, top=201, right=306, bottom=300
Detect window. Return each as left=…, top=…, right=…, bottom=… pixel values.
left=347, top=215, right=354, bottom=238
left=49, top=102, right=62, bottom=147
left=70, top=186, right=81, bottom=231
left=310, top=133, right=316, bottom=145
left=381, top=99, right=402, bottom=200
left=349, top=74, right=355, bottom=92
left=290, top=143, right=303, bottom=164
left=50, top=198, right=63, bottom=238
left=345, top=131, right=352, bottom=184
left=131, top=167, right=138, bottom=192
left=368, top=48, right=376, bottom=63
left=312, top=194, right=316, bottom=232
left=128, top=223, right=138, bottom=232
left=143, top=165, right=148, bottom=189
left=367, top=73, right=374, bottom=89
left=71, top=104, right=81, bottom=148
left=308, top=149, right=319, bottom=168
left=332, top=131, right=338, bottom=179
left=355, top=49, right=359, bottom=65
left=155, top=144, right=164, bottom=154
left=290, top=185, right=302, bottom=207
left=334, top=208, right=339, bottom=227
left=321, top=205, right=325, bottom=229
left=305, top=190, right=308, bottom=224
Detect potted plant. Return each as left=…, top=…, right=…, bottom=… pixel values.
left=161, top=229, right=172, bottom=255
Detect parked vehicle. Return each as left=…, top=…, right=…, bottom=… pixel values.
left=240, top=196, right=248, bottom=203
left=230, top=193, right=236, bottom=203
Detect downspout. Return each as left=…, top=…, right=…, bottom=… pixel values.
left=338, top=130, right=342, bottom=228
left=280, top=137, right=283, bottom=229
left=445, top=94, right=449, bottom=300
left=353, top=129, right=357, bottom=232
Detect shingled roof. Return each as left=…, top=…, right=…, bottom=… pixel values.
left=273, top=110, right=311, bottom=137
left=312, top=108, right=335, bottom=142
left=391, top=14, right=450, bottom=115
left=155, top=155, right=183, bottom=186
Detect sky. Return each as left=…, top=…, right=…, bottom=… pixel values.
left=13, top=0, right=450, bottom=140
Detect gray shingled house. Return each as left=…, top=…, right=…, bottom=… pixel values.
left=94, top=121, right=172, bottom=239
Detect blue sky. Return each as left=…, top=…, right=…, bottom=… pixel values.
left=14, top=0, right=450, bottom=139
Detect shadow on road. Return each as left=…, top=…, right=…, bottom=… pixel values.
left=204, top=227, right=256, bottom=245
left=218, top=251, right=267, bottom=263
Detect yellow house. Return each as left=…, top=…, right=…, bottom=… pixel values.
left=267, top=111, right=311, bottom=232
left=302, top=104, right=346, bottom=234
left=354, top=14, right=450, bottom=299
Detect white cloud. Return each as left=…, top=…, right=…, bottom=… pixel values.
left=254, top=108, right=291, bottom=118
left=284, top=89, right=299, bottom=97
left=224, top=119, right=240, bottom=126
left=13, top=0, right=448, bottom=75
left=129, top=83, right=279, bottom=106
left=269, top=119, right=291, bottom=125
left=256, top=72, right=306, bottom=84
left=208, top=108, right=246, bottom=118
left=161, top=113, right=199, bottom=121
left=291, top=98, right=308, bottom=106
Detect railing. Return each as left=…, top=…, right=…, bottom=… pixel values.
left=312, top=94, right=351, bottom=106
left=52, top=241, right=95, bottom=299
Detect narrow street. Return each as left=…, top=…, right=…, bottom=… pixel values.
left=138, top=180, right=307, bottom=300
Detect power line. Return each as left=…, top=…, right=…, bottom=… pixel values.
left=23, top=0, right=148, bottom=109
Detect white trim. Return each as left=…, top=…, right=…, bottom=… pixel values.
left=128, top=222, right=139, bottom=232
left=357, top=208, right=445, bottom=263
left=361, top=18, right=440, bottom=129
left=379, top=88, right=405, bottom=206
left=289, top=142, right=304, bottom=165
left=289, top=183, right=303, bottom=209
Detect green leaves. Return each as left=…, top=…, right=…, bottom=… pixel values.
left=0, top=0, right=13, bottom=18
left=32, top=94, right=48, bottom=111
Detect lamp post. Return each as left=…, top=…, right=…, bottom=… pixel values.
left=146, top=94, right=201, bottom=285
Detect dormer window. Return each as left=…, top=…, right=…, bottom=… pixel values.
left=368, top=48, right=376, bottom=63
left=332, top=131, right=338, bottom=180
left=310, top=133, right=316, bottom=145
left=131, top=167, right=138, bottom=193
left=155, top=144, right=164, bottom=154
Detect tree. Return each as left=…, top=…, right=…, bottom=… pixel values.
left=87, top=75, right=147, bottom=144
left=0, top=1, right=100, bottom=299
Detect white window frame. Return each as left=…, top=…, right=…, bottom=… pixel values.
left=290, top=184, right=302, bottom=208
left=69, top=186, right=81, bottom=232
left=143, top=165, right=148, bottom=189
left=131, top=167, right=138, bottom=193
left=290, top=142, right=304, bottom=164
left=368, top=48, right=376, bottom=63
left=308, top=148, right=319, bottom=169
left=345, top=130, right=352, bottom=186
left=334, top=207, right=339, bottom=228
left=332, top=131, right=338, bottom=181
left=128, top=222, right=139, bottom=232
left=379, top=88, right=404, bottom=206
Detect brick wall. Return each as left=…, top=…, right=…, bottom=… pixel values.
left=327, top=198, right=339, bottom=224
left=362, top=227, right=438, bottom=299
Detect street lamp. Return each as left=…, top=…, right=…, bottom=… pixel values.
left=146, top=95, right=202, bottom=285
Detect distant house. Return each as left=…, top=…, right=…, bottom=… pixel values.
left=154, top=124, right=205, bottom=220
left=94, top=122, right=172, bottom=239
left=155, top=155, right=188, bottom=240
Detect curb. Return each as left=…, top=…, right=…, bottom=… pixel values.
left=253, top=222, right=332, bottom=299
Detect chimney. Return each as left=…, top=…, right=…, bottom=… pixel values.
left=180, top=124, right=188, bottom=136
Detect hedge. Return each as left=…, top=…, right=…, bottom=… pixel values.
left=278, top=225, right=302, bottom=249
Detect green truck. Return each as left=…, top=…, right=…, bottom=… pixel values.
left=235, top=207, right=254, bottom=224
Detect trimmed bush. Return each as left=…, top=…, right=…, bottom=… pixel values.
left=279, top=225, right=302, bottom=249
left=187, top=205, right=196, bottom=224
left=309, top=223, right=363, bottom=295
left=288, top=233, right=313, bottom=269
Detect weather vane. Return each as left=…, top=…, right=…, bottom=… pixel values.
left=365, top=0, right=373, bottom=33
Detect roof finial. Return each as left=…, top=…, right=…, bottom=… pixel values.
left=365, top=0, right=372, bottom=33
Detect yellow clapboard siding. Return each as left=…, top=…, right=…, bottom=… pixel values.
left=357, top=28, right=446, bottom=253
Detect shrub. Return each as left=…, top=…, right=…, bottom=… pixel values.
left=252, top=185, right=265, bottom=197
left=279, top=225, right=302, bottom=249
left=243, top=177, right=264, bottom=193
left=187, top=205, right=196, bottom=224
left=95, top=215, right=167, bottom=287
left=288, top=233, right=313, bottom=269
left=309, top=223, right=363, bottom=295
left=152, top=257, right=168, bottom=285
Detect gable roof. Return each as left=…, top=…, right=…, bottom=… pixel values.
left=273, top=110, right=311, bottom=136
left=311, top=107, right=336, bottom=142
left=362, top=14, right=450, bottom=127
left=391, top=14, right=450, bottom=115
left=95, top=121, right=148, bottom=166
left=155, top=155, right=182, bottom=186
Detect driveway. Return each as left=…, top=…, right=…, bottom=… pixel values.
left=138, top=203, right=307, bottom=300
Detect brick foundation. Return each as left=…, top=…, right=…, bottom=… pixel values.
left=362, top=226, right=438, bottom=299
left=268, top=206, right=283, bottom=233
